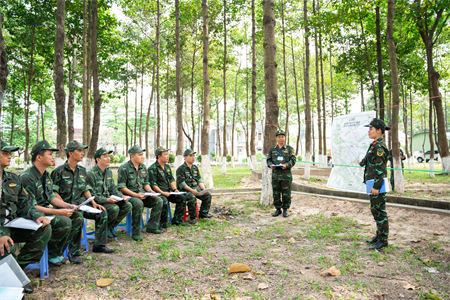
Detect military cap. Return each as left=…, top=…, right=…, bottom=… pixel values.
left=183, top=149, right=196, bottom=157
left=155, top=146, right=169, bottom=157
left=65, top=140, right=88, bottom=153
left=94, top=148, right=113, bottom=159
left=129, top=145, right=145, bottom=155
left=31, top=140, right=59, bottom=156
left=364, top=118, right=386, bottom=130
left=1, top=139, right=19, bottom=152
left=276, top=129, right=286, bottom=136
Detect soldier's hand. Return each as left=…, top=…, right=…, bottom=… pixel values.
left=192, top=190, right=200, bottom=197
left=67, top=204, right=77, bottom=210
left=162, top=192, right=171, bottom=198
left=0, top=236, right=14, bottom=256
left=370, top=188, right=379, bottom=196
left=59, top=209, right=74, bottom=217
left=281, top=164, right=287, bottom=169
left=93, top=203, right=106, bottom=211
left=137, top=193, right=147, bottom=200
left=37, top=216, right=51, bottom=227
left=122, top=196, right=129, bottom=202
left=106, top=197, right=118, bottom=204
left=270, top=167, right=276, bottom=170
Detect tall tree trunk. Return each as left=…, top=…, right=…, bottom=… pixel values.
left=0, top=8, right=7, bottom=199
left=139, top=64, right=144, bottom=147
left=387, top=0, right=404, bottom=193
left=319, top=16, right=326, bottom=162
left=330, top=46, right=334, bottom=121
left=216, top=96, right=221, bottom=156
left=190, top=28, right=198, bottom=151
left=402, top=82, right=411, bottom=172
left=54, top=0, right=67, bottom=165
left=303, top=0, right=312, bottom=179
left=134, top=68, right=138, bottom=145
left=376, top=3, right=385, bottom=120
left=231, top=65, right=240, bottom=168
left=146, top=64, right=156, bottom=159
left=222, top=0, right=228, bottom=175
left=245, top=43, right=250, bottom=164
left=428, top=101, right=435, bottom=177
left=166, top=65, right=169, bottom=149
left=68, top=38, right=77, bottom=142
left=10, top=93, right=15, bottom=144
left=250, top=0, right=257, bottom=170
left=291, top=35, right=301, bottom=156
left=86, top=0, right=102, bottom=170
left=201, top=0, right=213, bottom=187
left=156, top=0, right=161, bottom=147
left=261, top=0, right=278, bottom=206
left=175, top=0, right=183, bottom=168
left=281, top=1, right=289, bottom=142
left=86, top=0, right=92, bottom=146
left=82, top=0, right=89, bottom=147
left=360, top=78, right=365, bottom=111
left=313, top=0, right=322, bottom=164
left=125, top=81, right=129, bottom=155
left=410, top=91, right=413, bottom=165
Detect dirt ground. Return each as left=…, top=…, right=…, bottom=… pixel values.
left=24, top=188, right=450, bottom=300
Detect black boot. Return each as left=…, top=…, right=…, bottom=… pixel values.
left=369, top=241, right=388, bottom=250
left=23, top=284, right=34, bottom=294
left=272, top=209, right=282, bottom=217
left=366, top=236, right=378, bottom=244
left=282, top=209, right=289, bottom=218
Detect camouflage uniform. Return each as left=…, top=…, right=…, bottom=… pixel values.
left=117, top=152, right=163, bottom=233
left=360, top=119, right=389, bottom=244
left=51, top=160, right=109, bottom=250
left=0, top=140, right=51, bottom=268
left=86, top=162, right=133, bottom=233
left=176, top=161, right=211, bottom=217
left=148, top=151, right=192, bottom=226
left=267, top=131, right=297, bottom=210
left=388, top=148, right=405, bottom=191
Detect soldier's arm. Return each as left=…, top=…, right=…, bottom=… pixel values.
left=372, top=146, right=387, bottom=190
left=195, top=167, right=205, bottom=190
left=86, top=172, right=107, bottom=205
left=17, top=185, right=45, bottom=222
left=176, top=166, right=188, bottom=191
left=285, top=147, right=296, bottom=169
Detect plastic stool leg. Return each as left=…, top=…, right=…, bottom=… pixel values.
left=168, top=202, right=173, bottom=223
left=40, top=246, right=49, bottom=278
left=81, top=219, right=89, bottom=252
left=126, top=213, right=132, bottom=236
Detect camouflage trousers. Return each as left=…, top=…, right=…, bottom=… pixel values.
left=65, top=211, right=84, bottom=256
left=370, top=193, right=389, bottom=243
left=83, top=209, right=108, bottom=246
left=48, top=216, right=72, bottom=258
left=185, top=187, right=212, bottom=217
left=128, top=196, right=163, bottom=234
left=160, top=194, right=188, bottom=226
left=272, top=177, right=292, bottom=210
left=103, top=201, right=133, bottom=232
left=0, top=224, right=51, bottom=268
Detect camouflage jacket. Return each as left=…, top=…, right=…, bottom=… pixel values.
left=86, top=164, right=122, bottom=205
left=51, top=162, right=90, bottom=205
left=148, top=162, right=175, bottom=192
left=117, top=160, right=149, bottom=193
left=20, top=165, right=56, bottom=208
left=388, top=148, right=405, bottom=169
left=176, top=162, right=203, bottom=190
left=266, top=144, right=297, bottom=176
left=1, top=170, right=44, bottom=231
left=360, top=137, right=389, bottom=190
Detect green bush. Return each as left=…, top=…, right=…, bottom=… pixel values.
left=118, top=154, right=125, bottom=163
left=15, top=157, right=23, bottom=165
left=226, top=154, right=232, bottom=162
left=210, top=151, right=215, bottom=158
left=169, top=153, right=175, bottom=164
left=256, top=153, right=263, bottom=161
left=297, top=155, right=302, bottom=161
left=242, top=158, right=247, bottom=163
left=196, top=154, right=202, bottom=162
left=109, top=153, right=120, bottom=163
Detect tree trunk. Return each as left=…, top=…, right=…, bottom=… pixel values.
left=250, top=0, right=257, bottom=170
left=134, top=68, right=138, bottom=145
left=125, top=81, right=129, bottom=155
left=166, top=65, right=169, bottom=149
left=410, top=91, right=414, bottom=166
left=319, top=19, right=326, bottom=162
left=156, top=0, right=161, bottom=147
left=201, top=0, right=213, bottom=187
left=175, top=0, right=183, bottom=169
left=68, top=38, right=77, bottom=142
left=82, top=0, right=89, bottom=147
left=376, top=3, right=385, bottom=120
left=146, top=64, right=156, bottom=159
left=303, top=0, right=312, bottom=180
left=245, top=44, right=250, bottom=166
left=54, top=0, right=67, bottom=166
left=330, top=46, right=334, bottom=121
left=261, top=0, right=278, bottom=207
left=10, top=93, right=15, bottom=144
left=216, top=96, right=221, bottom=156
left=281, top=1, right=289, bottom=142
left=313, top=0, right=322, bottom=164
left=86, top=0, right=93, bottom=146
left=231, top=65, right=240, bottom=168
left=291, top=34, right=301, bottom=156
left=428, top=101, right=435, bottom=178
left=387, top=0, right=404, bottom=192
left=222, top=0, right=228, bottom=175
left=0, top=8, right=8, bottom=198
left=86, top=0, right=102, bottom=170
left=360, top=78, right=365, bottom=111
left=401, top=82, right=411, bottom=172
left=139, top=64, right=144, bottom=147
left=190, top=28, right=198, bottom=151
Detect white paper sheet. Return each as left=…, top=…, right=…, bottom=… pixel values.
left=198, top=188, right=214, bottom=196
left=72, top=197, right=95, bottom=210
left=78, top=205, right=102, bottom=214
left=143, top=192, right=161, bottom=197
left=4, top=216, right=54, bottom=231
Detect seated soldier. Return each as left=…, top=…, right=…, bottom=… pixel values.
left=20, top=140, right=84, bottom=267
left=117, top=145, right=163, bottom=240
left=148, top=147, right=196, bottom=228
left=176, top=149, right=213, bottom=223
left=86, top=148, right=132, bottom=239
left=0, top=140, right=51, bottom=294
left=51, top=141, right=114, bottom=261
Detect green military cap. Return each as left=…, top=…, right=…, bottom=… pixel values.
left=129, top=145, right=145, bottom=155
left=94, top=148, right=113, bottom=159
left=155, top=146, right=169, bottom=157
left=276, top=129, right=286, bottom=136
left=183, top=149, right=196, bottom=157
left=364, top=118, right=386, bottom=130
left=30, top=140, right=59, bottom=156
left=1, top=139, right=19, bottom=152
left=65, top=140, right=88, bottom=153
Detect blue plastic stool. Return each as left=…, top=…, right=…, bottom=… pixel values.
left=116, top=212, right=145, bottom=236
left=147, top=201, right=172, bottom=225
left=63, top=220, right=90, bottom=257
left=25, top=245, right=49, bottom=279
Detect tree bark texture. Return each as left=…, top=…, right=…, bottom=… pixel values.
left=156, top=0, right=161, bottom=147
left=0, top=8, right=8, bottom=198
left=313, top=0, right=322, bottom=163
left=290, top=35, right=301, bottom=156
left=303, top=0, right=312, bottom=179
left=139, top=64, right=144, bottom=147
left=222, top=0, right=228, bottom=175
left=68, top=39, right=77, bottom=142
left=82, top=0, right=89, bottom=147
left=376, top=3, right=385, bottom=120
left=146, top=64, right=156, bottom=158
left=250, top=0, right=257, bottom=170
left=281, top=1, right=289, bottom=141
left=175, top=0, right=183, bottom=168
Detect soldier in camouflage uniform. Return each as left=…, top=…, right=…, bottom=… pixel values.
left=117, top=145, right=163, bottom=240
left=388, top=142, right=406, bottom=191
left=267, top=130, right=296, bottom=218
left=86, top=148, right=132, bottom=239
left=359, top=118, right=390, bottom=250
left=148, top=147, right=193, bottom=227
left=20, top=140, right=84, bottom=267
left=0, top=140, right=51, bottom=294
left=176, top=149, right=213, bottom=223
left=51, top=141, right=114, bottom=262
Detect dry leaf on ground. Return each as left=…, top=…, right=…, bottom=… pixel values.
left=403, top=283, right=415, bottom=290
left=96, top=278, right=114, bottom=287
left=320, top=266, right=341, bottom=276
left=288, top=237, right=296, bottom=244
left=258, top=283, right=269, bottom=290
left=228, top=263, right=251, bottom=273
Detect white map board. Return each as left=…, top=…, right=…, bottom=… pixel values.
left=326, top=111, right=376, bottom=193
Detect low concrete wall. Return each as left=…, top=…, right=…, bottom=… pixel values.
left=251, top=167, right=331, bottom=180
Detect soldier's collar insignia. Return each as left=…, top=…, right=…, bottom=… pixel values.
left=48, top=181, right=51, bottom=184
left=373, top=141, right=377, bottom=146
left=9, top=183, right=17, bottom=187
